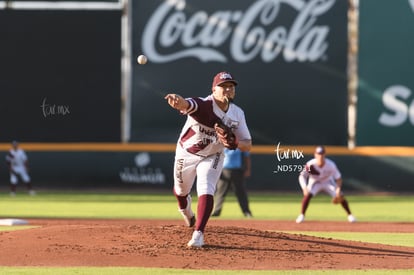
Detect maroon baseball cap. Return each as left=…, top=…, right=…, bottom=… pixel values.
left=212, top=71, right=238, bottom=88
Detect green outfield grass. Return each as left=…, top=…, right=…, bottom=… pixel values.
left=0, top=191, right=413, bottom=274
left=0, top=191, right=412, bottom=222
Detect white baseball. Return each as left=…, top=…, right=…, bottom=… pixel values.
left=137, top=55, right=147, bottom=65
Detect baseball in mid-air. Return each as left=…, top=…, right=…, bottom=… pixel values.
left=137, top=54, right=147, bottom=65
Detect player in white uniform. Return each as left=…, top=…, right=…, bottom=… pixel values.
left=296, top=146, right=356, bottom=223
left=165, top=71, right=252, bottom=247
left=6, top=141, right=36, bottom=196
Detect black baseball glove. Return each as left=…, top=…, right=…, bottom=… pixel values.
left=214, top=122, right=238, bottom=150
left=307, top=164, right=320, bottom=175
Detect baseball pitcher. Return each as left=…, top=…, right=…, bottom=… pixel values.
left=165, top=71, right=252, bottom=247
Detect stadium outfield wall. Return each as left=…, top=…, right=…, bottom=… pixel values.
left=1, top=1, right=413, bottom=192
left=0, top=143, right=413, bottom=192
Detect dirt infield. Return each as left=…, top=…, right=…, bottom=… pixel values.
left=0, top=218, right=413, bottom=270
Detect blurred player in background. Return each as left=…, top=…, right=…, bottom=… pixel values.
left=6, top=141, right=36, bottom=196
left=165, top=71, right=252, bottom=247
left=296, top=146, right=356, bottom=223
left=212, top=148, right=253, bottom=218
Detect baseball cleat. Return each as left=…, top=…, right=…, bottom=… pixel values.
left=179, top=195, right=196, bottom=227
left=347, top=214, right=357, bottom=223
left=295, top=214, right=305, bottom=223
left=211, top=211, right=220, bottom=217
left=244, top=211, right=253, bottom=218
left=187, top=230, right=204, bottom=247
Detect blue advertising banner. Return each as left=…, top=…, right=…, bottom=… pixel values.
left=131, top=0, right=348, bottom=145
